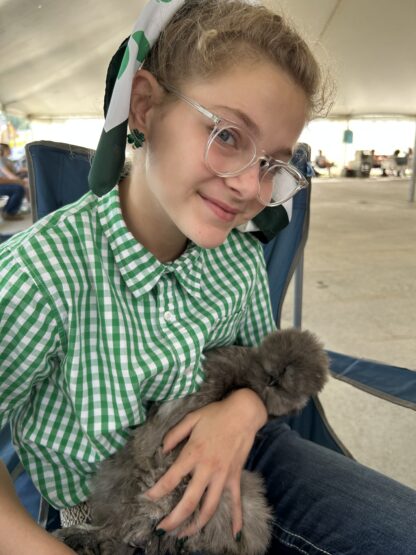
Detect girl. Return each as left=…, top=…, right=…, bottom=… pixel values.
left=0, top=1, right=415, bottom=554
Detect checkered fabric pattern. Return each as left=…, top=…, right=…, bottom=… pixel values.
left=0, top=187, right=275, bottom=509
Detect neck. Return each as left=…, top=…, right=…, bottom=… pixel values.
left=119, top=175, right=187, bottom=263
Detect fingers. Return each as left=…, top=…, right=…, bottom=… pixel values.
left=146, top=456, right=242, bottom=538
left=229, top=475, right=243, bottom=539
left=157, top=472, right=213, bottom=534
left=163, top=412, right=200, bottom=454
left=145, top=454, right=193, bottom=503
left=177, top=477, right=225, bottom=538
left=155, top=470, right=243, bottom=541
left=146, top=414, right=201, bottom=501
left=176, top=472, right=243, bottom=539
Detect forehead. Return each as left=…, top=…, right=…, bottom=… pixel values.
left=185, top=61, right=308, bottom=155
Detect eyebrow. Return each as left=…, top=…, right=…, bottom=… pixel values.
left=215, top=104, right=294, bottom=161
left=216, top=105, right=260, bottom=136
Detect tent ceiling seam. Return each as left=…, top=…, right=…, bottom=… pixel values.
left=319, top=0, right=343, bottom=40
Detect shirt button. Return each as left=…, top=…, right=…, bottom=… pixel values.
left=164, top=311, right=174, bottom=322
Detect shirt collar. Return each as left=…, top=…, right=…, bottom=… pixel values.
left=162, top=242, right=203, bottom=298
left=97, top=187, right=203, bottom=299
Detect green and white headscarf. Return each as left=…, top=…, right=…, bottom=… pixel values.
left=89, top=0, right=295, bottom=242
left=89, top=0, right=185, bottom=198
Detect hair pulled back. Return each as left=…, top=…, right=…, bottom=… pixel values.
left=143, top=0, right=329, bottom=118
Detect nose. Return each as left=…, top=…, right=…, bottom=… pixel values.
left=224, top=163, right=259, bottom=201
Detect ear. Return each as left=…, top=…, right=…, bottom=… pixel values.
left=128, top=69, right=164, bottom=135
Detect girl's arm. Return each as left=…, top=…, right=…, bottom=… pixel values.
left=0, top=252, right=70, bottom=553
left=0, top=460, right=74, bottom=555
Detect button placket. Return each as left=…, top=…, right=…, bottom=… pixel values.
left=158, top=276, right=176, bottom=327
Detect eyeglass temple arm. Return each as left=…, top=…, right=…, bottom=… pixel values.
left=161, top=82, right=221, bottom=125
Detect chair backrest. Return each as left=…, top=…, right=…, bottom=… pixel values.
left=263, top=143, right=311, bottom=326
left=26, top=141, right=92, bottom=222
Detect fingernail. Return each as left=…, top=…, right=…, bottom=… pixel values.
left=235, top=531, right=242, bottom=542
left=155, top=528, right=166, bottom=537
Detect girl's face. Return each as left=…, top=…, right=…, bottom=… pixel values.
left=126, top=61, right=308, bottom=259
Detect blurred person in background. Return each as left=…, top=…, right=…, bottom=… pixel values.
left=0, top=143, right=30, bottom=213
left=314, top=149, right=335, bottom=176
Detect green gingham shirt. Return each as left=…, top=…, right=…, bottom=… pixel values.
left=0, top=187, right=275, bottom=509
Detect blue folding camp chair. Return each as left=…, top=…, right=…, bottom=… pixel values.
left=1, top=139, right=415, bottom=530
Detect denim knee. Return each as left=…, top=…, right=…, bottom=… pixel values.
left=246, top=420, right=416, bottom=555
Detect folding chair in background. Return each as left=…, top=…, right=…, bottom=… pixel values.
left=0, top=139, right=415, bottom=530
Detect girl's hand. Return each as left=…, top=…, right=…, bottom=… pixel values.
left=145, top=388, right=267, bottom=539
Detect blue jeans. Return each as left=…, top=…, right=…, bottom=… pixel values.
left=244, top=420, right=416, bottom=554
left=0, top=183, right=24, bottom=214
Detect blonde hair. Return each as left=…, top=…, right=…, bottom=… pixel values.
left=143, top=0, right=331, bottom=118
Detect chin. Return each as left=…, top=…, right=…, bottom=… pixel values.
left=189, top=227, right=232, bottom=250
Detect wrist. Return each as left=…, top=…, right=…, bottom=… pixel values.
left=227, top=388, right=268, bottom=431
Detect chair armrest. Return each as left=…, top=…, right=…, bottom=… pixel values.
left=328, top=351, right=416, bottom=411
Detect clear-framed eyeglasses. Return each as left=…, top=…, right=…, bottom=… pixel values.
left=162, top=83, right=308, bottom=207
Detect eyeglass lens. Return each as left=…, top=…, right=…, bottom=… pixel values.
left=207, top=124, right=256, bottom=175
left=206, top=124, right=304, bottom=206
left=259, top=165, right=303, bottom=206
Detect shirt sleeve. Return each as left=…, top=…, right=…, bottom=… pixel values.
left=235, top=241, right=276, bottom=347
left=0, top=246, right=63, bottom=430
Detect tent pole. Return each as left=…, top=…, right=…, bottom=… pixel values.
left=409, top=119, right=416, bottom=203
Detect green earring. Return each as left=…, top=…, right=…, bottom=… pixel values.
left=127, top=128, right=145, bottom=149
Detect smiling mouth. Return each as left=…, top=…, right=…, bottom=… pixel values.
left=199, top=194, right=240, bottom=222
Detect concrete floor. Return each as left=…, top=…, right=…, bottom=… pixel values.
left=2, top=178, right=415, bottom=490
left=0, top=202, right=32, bottom=238
left=281, top=176, right=416, bottom=490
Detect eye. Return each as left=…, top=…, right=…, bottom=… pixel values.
left=216, top=127, right=238, bottom=148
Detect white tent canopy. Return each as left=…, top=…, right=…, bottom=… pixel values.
left=1, top=0, right=415, bottom=119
